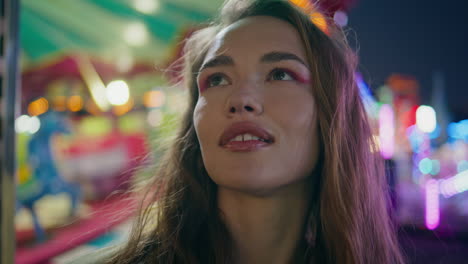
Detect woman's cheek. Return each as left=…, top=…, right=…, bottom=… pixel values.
left=266, top=85, right=315, bottom=122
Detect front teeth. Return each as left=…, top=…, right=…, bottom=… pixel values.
left=230, top=133, right=261, bottom=142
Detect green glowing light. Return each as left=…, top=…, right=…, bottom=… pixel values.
left=430, top=160, right=440, bottom=175
left=419, top=158, right=433, bottom=175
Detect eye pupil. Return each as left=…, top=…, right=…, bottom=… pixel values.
left=273, top=70, right=286, bottom=80
left=210, top=75, right=223, bottom=86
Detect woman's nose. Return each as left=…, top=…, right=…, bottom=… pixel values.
left=225, top=91, right=264, bottom=117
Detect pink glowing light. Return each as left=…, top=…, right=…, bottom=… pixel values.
left=379, top=104, right=395, bottom=159
left=425, top=179, right=440, bottom=230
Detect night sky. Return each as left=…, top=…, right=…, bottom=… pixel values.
left=347, top=0, right=468, bottom=121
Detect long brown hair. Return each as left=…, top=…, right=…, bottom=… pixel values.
left=109, top=0, right=405, bottom=263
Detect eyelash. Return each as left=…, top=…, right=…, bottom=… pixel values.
left=267, top=68, right=297, bottom=81
left=203, top=73, right=231, bottom=89
left=201, top=68, right=298, bottom=90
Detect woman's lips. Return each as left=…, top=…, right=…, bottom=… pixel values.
left=219, top=121, right=274, bottom=152
left=223, top=139, right=271, bottom=152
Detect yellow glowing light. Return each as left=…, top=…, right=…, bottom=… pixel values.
left=77, top=56, right=111, bottom=112
left=27, top=97, right=49, bottom=116
left=289, top=0, right=310, bottom=9
left=143, top=90, right=166, bottom=108
left=288, top=0, right=329, bottom=34
left=310, top=12, right=329, bottom=34
left=68, top=95, right=84, bottom=112
left=113, top=98, right=134, bottom=116
left=52, top=96, right=67, bottom=111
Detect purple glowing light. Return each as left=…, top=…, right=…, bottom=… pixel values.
left=425, top=179, right=440, bottom=230
left=379, top=104, right=395, bottom=159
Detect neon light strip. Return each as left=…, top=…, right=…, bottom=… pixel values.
left=379, top=104, right=395, bottom=159
left=76, top=56, right=111, bottom=112
left=440, top=170, right=468, bottom=198
left=425, top=179, right=440, bottom=230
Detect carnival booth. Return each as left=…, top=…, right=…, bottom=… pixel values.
left=15, top=0, right=223, bottom=262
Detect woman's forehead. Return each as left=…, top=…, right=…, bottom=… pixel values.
left=203, top=16, right=307, bottom=64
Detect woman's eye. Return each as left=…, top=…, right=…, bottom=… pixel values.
left=206, top=74, right=229, bottom=87
left=269, top=69, right=295, bottom=81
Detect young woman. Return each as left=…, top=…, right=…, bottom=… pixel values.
left=103, top=0, right=405, bottom=263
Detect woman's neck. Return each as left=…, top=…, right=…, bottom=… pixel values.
left=218, top=179, right=311, bottom=264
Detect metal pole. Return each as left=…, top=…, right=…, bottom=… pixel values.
left=1, top=0, right=20, bottom=262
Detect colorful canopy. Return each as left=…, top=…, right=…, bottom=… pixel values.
left=20, top=0, right=224, bottom=66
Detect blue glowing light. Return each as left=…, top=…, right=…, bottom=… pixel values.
left=448, top=119, right=468, bottom=141
left=429, top=124, right=441, bottom=139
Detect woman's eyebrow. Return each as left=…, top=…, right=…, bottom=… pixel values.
left=199, top=55, right=234, bottom=71
left=260, top=51, right=308, bottom=68
left=198, top=51, right=308, bottom=72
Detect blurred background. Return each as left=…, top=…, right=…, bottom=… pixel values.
left=1, top=0, right=468, bottom=263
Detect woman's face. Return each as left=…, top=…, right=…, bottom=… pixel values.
left=194, top=16, right=319, bottom=195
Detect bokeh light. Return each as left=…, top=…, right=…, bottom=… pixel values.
left=27, top=97, right=49, bottom=116
left=143, top=90, right=166, bottom=108
left=113, top=98, right=134, bottom=116
left=15, top=115, right=41, bottom=134
left=425, top=179, right=440, bottom=230
left=416, top=105, right=437, bottom=133
left=78, top=116, right=112, bottom=137
left=310, top=12, right=328, bottom=34
left=132, top=0, right=160, bottom=14
left=15, top=115, right=31, bottom=133
left=448, top=119, right=468, bottom=140
left=379, top=104, right=394, bottom=159
left=29, top=116, right=41, bottom=134
left=52, top=96, right=67, bottom=111
left=289, top=0, right=310, bottom=9
left=106, top=80, right=130, bottom=106
left=430, top=159, right=440, bottom=175
left=418, top=158, right=433, bottom=174
left=440, top=170, right=468, bottom=198
left=123, top=22, right=149, bottom=46
left=68, top=95, right=84, bottom=112
left=147, top=108, right=164, bottom=127
left=333, top=10, right=348, bottom=27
